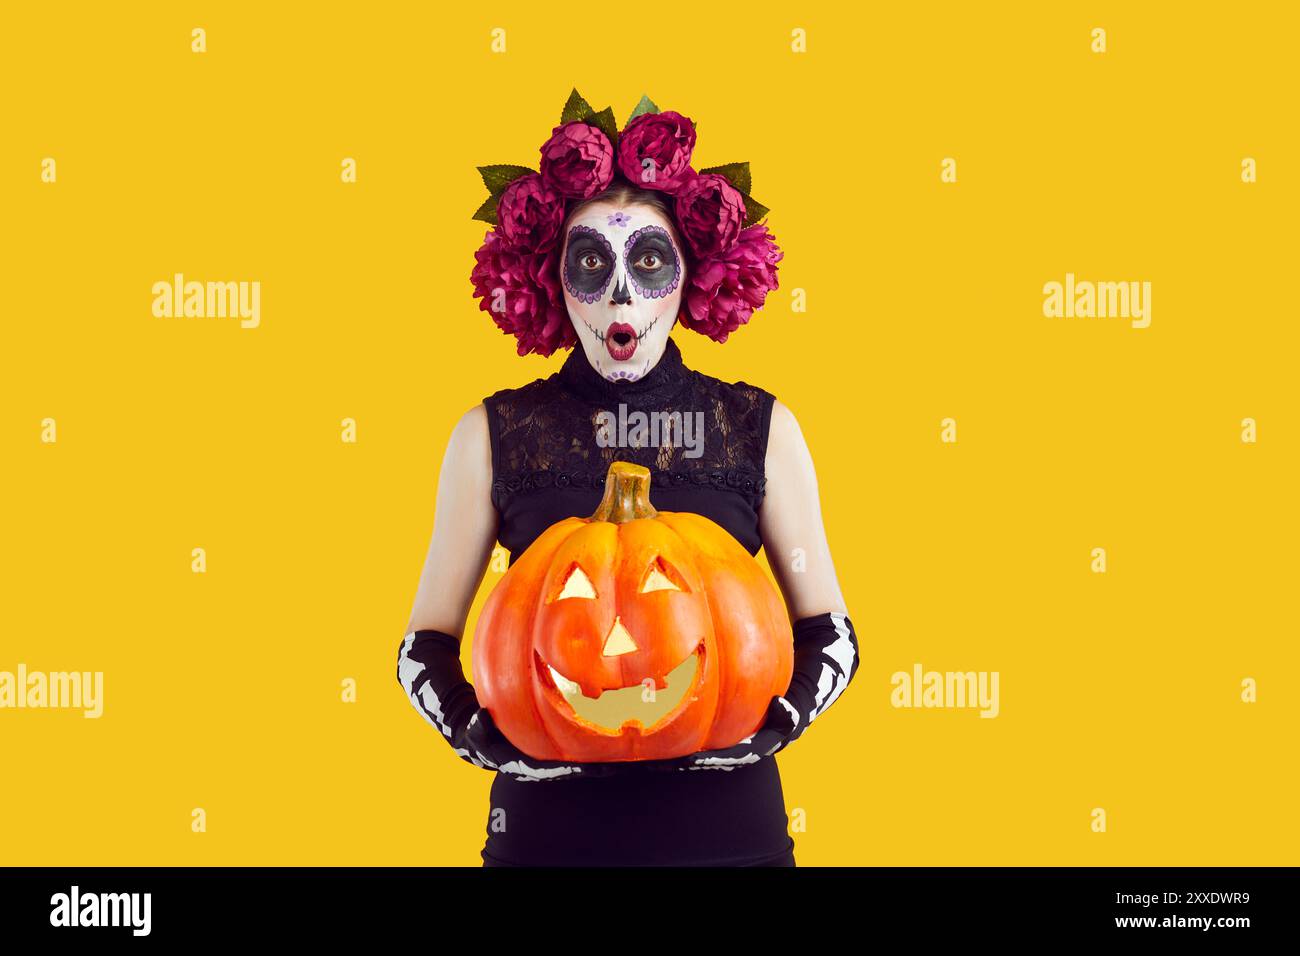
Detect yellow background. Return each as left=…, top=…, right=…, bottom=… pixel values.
left=2, top=2, right=1295, bottom=865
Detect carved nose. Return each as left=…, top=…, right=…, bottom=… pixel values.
left=601, top=616, right=638, bottom=657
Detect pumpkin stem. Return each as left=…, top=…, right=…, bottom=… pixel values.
left=589, top=461, right=658, bottom=524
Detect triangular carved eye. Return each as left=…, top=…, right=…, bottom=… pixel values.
left=641, top=559, right=687, bottom=594
left=552, top=564, right=597, bottom=602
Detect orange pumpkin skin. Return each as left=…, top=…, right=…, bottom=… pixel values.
left=471, top=461, right=794, bottom=763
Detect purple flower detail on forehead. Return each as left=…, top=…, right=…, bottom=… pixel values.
left=624, top=225, right=681, bottom=299
left=607, top=211, right=631, bottom=228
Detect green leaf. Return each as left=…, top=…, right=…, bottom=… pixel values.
left=471, top=193, right=499, bottom=226
left=560, top=88, right=596, bottom=124
left=741, top=194, right=770, bottom=227
left=587, top=106, right=619, bottom=150
left=625, top=93, right=660, bottom=126
left=699, top=162, right=751, bottom=196
left=477, top=164, right=535, bottom=197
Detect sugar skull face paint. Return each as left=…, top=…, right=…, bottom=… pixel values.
left=561, top=200, right=684, bottom=382
left=563, top=225, right=616, bottom=304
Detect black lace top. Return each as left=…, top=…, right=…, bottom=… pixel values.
left=477, top=335, right=795, bottom=866
left=485, top=335, right=774, bottom=561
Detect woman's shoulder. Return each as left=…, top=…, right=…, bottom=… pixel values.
left=687, top=364, right=775, bottom=402
left=686, top=366, right=778, bottom=450
left=481, top=369, right=564, bottom=410
left=478, top=370, right=580, bottom=476
left=480, top=371, right=573, bottom=446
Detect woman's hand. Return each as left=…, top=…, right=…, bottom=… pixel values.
left=398, top=628, right=616, bottom=783
left=653, top=697, right=800, bottom=772
left=462, top=708, right=618, bottom=783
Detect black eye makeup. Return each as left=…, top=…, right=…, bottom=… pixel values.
left=563, top=226, right=615, bottom=303
left=623, top=225, right=681, bottom=298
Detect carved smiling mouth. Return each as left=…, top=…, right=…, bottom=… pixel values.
left=536, top=641, right=705, bottom=734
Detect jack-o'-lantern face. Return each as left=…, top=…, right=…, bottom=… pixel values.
left=532, top=524, right=711, bottom=739
left=472, top=461, right=793, bottom=763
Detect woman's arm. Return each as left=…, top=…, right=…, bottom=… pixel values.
left=669, top=398, right=860, bottom=771
left=396, top=405, right=608, bottom=781
left=757, top=398, right=859, bottom=750
left=405, top=404, right=498, bottom=636
left=758, top=398, right=848, bottom=619
left=396, top=405, right=497, bottom=769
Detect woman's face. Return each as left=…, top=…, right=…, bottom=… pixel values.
left=561, top=199, right=684, bottom=382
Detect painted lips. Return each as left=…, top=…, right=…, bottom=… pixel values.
left=605, top=322, right=637, bottom=361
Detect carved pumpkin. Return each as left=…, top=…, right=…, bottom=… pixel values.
left=471, top=460, right=793, bottom=762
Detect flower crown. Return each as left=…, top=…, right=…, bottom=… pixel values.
left=470, top=88, right=784, bottom=357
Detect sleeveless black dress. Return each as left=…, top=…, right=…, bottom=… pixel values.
left=478, top=335, right=796, bottom=867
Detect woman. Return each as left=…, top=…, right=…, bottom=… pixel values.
left=397, top=94, right=859, bottom=866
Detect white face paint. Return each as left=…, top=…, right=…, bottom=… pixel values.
left=560, top=199, right=684, bottom=382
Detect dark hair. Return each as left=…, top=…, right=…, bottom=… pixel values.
left=561, top=175, right=685, bottom=257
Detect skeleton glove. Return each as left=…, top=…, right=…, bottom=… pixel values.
left=396, top=629, right=612, bottom=783
left=774, top=611, right=860, bottom=753
left=668, top=611, right=860, bottom=771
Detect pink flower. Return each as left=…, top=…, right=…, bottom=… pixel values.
left=470, top=230, right=576, bottom=357
left=496, top=173, right=565, bottom=251
left=616, top=110, right=696, bottom=192
left=539, top=122, right=615, bottom=199
left=673, top=172, right=747, bottom=258
left=680, top=224, right=784, bottom=343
